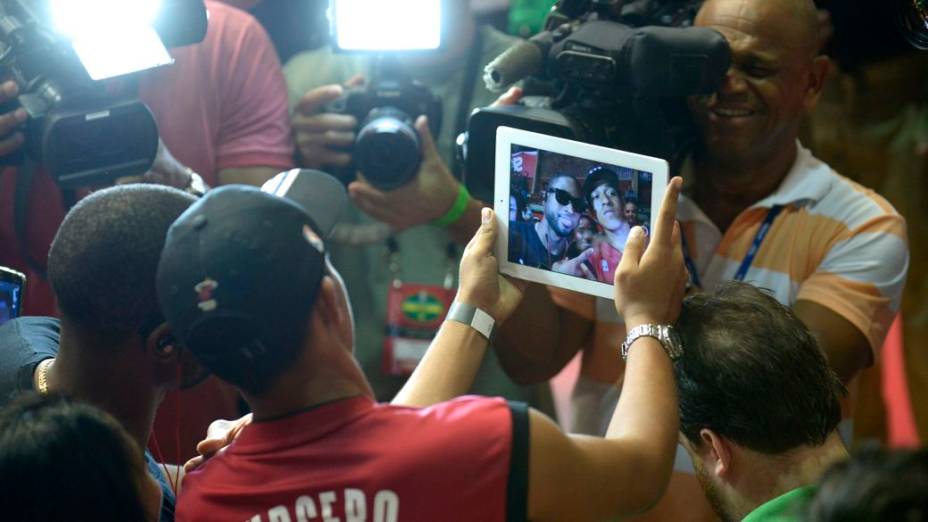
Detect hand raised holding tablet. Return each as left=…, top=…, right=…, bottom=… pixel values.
left=613, top=177, right=686, bottom=328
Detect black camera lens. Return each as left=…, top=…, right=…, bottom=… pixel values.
left=354, top=107, right=421, bottom=191
left=897, top=0, right=928, bottom=50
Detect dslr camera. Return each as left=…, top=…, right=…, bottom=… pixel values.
left=462, top=0, right=731, bottom=202
left=325, top=59, right=442, bottom=191
left=0, top=0, right=207, bottom=188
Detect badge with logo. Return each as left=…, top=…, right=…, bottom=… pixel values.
left=382, top=283, right=455, bottom=376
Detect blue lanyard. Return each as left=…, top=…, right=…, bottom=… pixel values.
left=682, top=205, right=784, bottom=289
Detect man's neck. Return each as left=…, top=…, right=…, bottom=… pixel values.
left=47, top=329, right=161, bottom=452
left=536, top=220, right=567, bottom=257
left=730, top=433, right=848, bottom=520
left=691, top=142, right=798, bottom=233
left=246, top=342, right=373, bottom=422
left=603, top=221, right=631, bottom=251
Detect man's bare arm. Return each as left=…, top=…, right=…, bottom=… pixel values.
left=794, top=299, right=872, bottom=383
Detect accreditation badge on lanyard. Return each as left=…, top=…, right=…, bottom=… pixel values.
left=382, top=239, right=457, bottom=376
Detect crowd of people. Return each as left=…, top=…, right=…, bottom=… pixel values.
left=0, top=0, right=925, bottom=521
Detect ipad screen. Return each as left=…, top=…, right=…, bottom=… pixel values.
left=507, top=144, right=654, bottom=285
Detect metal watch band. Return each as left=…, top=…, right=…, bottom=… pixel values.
left=621, top=324, right=683, bottom=361
left=447, top=301, right=495, bottom=341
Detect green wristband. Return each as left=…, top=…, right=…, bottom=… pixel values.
left=434, top=184, right=471, bottom=227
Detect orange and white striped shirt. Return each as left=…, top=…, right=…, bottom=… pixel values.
left=557, top=143, right=909, bottom=436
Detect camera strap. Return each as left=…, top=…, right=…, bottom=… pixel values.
left=451, top=28, right=485, bottom=178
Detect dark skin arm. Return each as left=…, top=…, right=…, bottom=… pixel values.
left=494, top=284, right=593, bottom=384
left=794, top=299, right=873, bottom=384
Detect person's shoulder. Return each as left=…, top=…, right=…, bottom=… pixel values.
left=805, top=153, right=904, bottom=232
left=0, top=317, right=60, bottom=355
left=203, top=0, right=264, bottom=32
left=390, top=396, right=512, bottom=425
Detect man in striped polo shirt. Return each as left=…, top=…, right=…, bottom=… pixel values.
left=494, top=0, right=908, bottom=519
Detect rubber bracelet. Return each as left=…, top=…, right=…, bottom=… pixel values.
left=434, top=184, right=471, bottom=227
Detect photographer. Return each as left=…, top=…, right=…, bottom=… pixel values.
left=0, top=0, right=294, bottom=464
left=283, top=0, right=547, bottom=407
left=495, top=0, right=908, bottom=519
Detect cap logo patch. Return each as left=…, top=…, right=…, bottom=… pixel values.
left=194, top=278, right=219, bottom=312
left=303, top=225, right=324, bottom=253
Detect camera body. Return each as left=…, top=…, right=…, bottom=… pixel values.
left=325, top=60, right=442, bottom=191
left=0, top=0, right=206, bottom=188
left=463, top=0, right=731, bottom=202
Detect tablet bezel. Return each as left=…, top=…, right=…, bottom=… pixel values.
left=494, top=126, right=669, bottom=300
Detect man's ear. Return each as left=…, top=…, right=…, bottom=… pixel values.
left=146, top=322, right=181, bottom=384
left=314, top=276, right=348, bottom=334
left=803, top=55, right=831, bottom=111
left=699, top=428, right=733, bottom=478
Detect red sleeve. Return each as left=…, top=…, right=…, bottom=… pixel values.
left=212, top=3, right=294, bottom=172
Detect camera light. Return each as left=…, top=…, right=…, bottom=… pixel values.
left=332, top=0, right=442, bottom=52
left=50, top=0, right=172, bottom=80
left=71, top=26, right=173, bottom=81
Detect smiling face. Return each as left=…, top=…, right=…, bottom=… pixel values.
left=543, top=176, right=582, bottom=238
left=688, top=0, right=825, bottom=168
left=590, top=182, right=624, bottom=232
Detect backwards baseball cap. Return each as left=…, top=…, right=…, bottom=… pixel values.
left=582, top=166, right=620, bottom=205
left=156, top=169, right=347, bottom=393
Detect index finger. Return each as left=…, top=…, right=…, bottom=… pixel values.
left=650, top=177, right=683, bottom=247
left=295, top=84, right=344, bottom=116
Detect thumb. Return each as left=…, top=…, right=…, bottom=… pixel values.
left=617, top=226, right=646, bottom=273
left=469, top=208, right=497, bottom=258
left=415, top=115, right=440, bottom=163
left=295, top=84, right=344, bottom=115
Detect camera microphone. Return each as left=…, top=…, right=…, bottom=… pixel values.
left=483, top=33, right=552, bottom=92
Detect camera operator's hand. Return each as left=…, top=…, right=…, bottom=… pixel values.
left=457, top=208, right=526, bottom=323
left=0, top=81, right=27, bottom=157
left=348, top=115, right=462, bottom=230
left=118, top=139, right=193, bottom=190
left=552, top=248, right=595, bottom=280
left=492, top=86, right=523, bottom=108
left=614, top=177, right=686, bottom=328
left=184, top=413, right=253, bottom=473
left=292, top=76, right=365, bottom=169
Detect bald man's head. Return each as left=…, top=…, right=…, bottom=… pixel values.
left=688, top=0, right=829, bottom=170
left=696, top=0, right=820, bottom=59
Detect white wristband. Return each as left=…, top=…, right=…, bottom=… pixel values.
left=446, top=301, right=495, bottom=340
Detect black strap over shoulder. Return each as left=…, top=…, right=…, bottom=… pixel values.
left=506, top=400, right=530, bottom=522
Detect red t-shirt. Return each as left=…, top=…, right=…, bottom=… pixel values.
left=176, top=396, right=528, bottom=522
left=589, top=240, right=622, bottom=285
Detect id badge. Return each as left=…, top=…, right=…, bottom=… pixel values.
left=382, top=282, right=455, bottom=376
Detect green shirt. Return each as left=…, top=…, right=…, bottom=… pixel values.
left=283, top=27, right=552, bottom=410
left=742, top=485, right=817, bottom=522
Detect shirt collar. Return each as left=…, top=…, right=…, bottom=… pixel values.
left=742, top=484, right=817, bottom=522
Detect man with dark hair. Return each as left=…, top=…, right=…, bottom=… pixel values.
left=675, top=282, right=848, bottom=521
left=509, top=174, right=585, bottom=270
left=807, top=445, right=928, bottom=522
left=159, top=175, right=688, bottom=522
left=581, top=167, right=630, bottom=284
left=0, top=184, right=200, bottom=522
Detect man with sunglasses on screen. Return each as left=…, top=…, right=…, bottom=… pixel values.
left=509, top=175, right=588, bottom=272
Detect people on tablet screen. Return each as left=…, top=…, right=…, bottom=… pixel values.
left=583, top=167, right=632, bottom=284
left=508, top=175, right=585, bottom=269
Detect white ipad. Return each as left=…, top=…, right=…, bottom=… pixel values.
left=494, top=126, right=669, bottom=300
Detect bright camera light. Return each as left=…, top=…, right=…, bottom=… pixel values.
left=72, top=26, right=173, bottom=81
left=50, top=0, right=171, bottom=80
left=333, top=0, right=442, bottom=52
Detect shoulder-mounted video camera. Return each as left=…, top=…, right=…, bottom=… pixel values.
left=460, top=0, right=731, bottom=202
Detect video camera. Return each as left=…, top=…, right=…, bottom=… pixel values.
left=461, top=0, right=731, bottom=203
left=0, top=0, right=207, bottom=188
left=323, top=0, right=444, bottom=191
